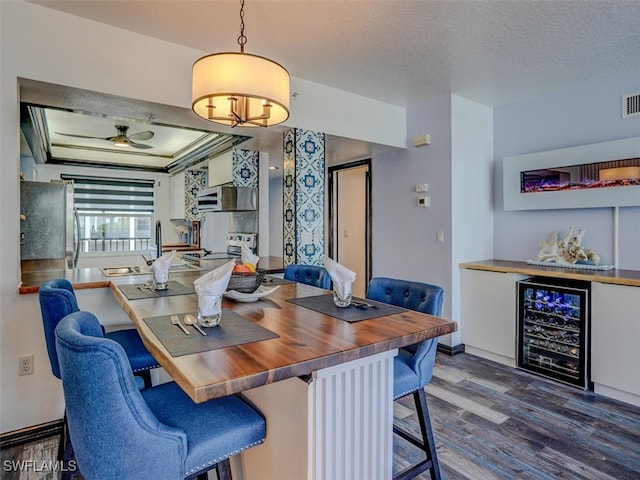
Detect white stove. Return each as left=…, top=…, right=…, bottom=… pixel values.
left=225, top=232, right=257, bottom=256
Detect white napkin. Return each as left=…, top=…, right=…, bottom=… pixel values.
left=152, top=250, right=177, bottom=283
left=194, top=259, right=236, bottom=295
left=323, top=255, right=356, bottom=300
left=241, top=245, right=260, bottom=267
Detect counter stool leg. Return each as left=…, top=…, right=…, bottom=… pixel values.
left=415, top=388, right=441, bottom=480
left=139, top=370, right=153, bottom=389
left=216, top=459, right=232, bottom=480
left=393, top=388, right=441, bottom=480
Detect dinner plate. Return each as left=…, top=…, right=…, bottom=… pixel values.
left=224, top=285, right=280, bottom=302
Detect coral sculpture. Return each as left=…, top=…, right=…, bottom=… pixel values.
left=535, top=225, right=600, bottom=265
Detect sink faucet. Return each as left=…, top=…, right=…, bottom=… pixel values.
left=155, top=220, right=162, bottom=259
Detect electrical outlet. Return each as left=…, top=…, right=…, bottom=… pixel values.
left=18, top=354, right=34, bottom=376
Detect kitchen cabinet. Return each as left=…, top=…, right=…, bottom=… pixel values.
left=591, top=282, right=640, bottom=405
left=208, top=150, right=233, bottom=186
left=460, top=260, right=640, bottom=406
left=169, top=171, right=186, bottom=220
left=169, top=170, right=206, bottom=221
left=460, top=268, right=527, bottom=366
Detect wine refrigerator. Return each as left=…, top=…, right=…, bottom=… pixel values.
left=517, top=277, right=591, bottom=389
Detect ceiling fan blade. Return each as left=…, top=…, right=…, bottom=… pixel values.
left=127, top=130, right=154, bottom=141
left=127, top=140, right=153, bottom=149
left=55, top=132, right=110, bottom=140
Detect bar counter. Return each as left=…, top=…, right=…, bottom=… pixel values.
left=18, top=256, right=285, bottom=294
left=109, top=274, right=457, bottom=479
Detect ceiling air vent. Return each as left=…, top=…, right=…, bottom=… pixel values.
left=622, top=91, right=640, bottom=118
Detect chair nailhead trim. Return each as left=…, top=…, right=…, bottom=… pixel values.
left=394, top=387, right=418, bottom=401
left=131, top=364, right=161, bottom=372
left=184, top=439, right=265, bottom=475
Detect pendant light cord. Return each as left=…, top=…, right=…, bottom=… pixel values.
left=237, top=0, right=247, bottom=53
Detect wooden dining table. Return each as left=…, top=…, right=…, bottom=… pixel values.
left=110, top=272, right=457, bottom=480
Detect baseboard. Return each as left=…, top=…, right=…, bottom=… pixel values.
left=0, top=420, right=62, bottom=449
left=437, top=343, right=465, bottom=356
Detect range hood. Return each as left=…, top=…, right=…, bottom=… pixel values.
left=196, top=186, right=257, bottom=212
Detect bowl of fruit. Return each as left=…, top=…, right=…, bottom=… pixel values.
left=227, top=262, right=266, bottom=293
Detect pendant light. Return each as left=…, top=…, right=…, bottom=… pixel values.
left=192, top=0, right=290, bottom=128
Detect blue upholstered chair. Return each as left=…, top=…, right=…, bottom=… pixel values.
left=39, top=278, right=159, bottom=387
left=283, top=264, right=331, bottom=289
left=55, top=311, right=266, bottom=480
left=39, top=278, right=160, bottom=466
left=366, top=277, right=444, bottom=480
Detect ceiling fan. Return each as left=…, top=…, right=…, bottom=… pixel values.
left=55, top=124, right=155, bottom=149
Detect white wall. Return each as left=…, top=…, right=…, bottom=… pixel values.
left=493, top=70, right=640, bottom=269
left=0, top=0, right=406, bottom=433
left=371, top=94, right=494, bottom=346
left=371, top=95, right=453, bottom=317
left=450, top=95, right=494, bottom=346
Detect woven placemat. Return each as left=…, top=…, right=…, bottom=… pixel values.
left=287, top=294, right=407, bottom=323
left=142, top=309, right=279, bottom=357
left=118, top=281, right=195, bottom=300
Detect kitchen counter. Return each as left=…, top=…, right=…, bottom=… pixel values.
left=19, top=267, right=110, bottom=294
left=18, top=256, right=285, bottom=294
left=459, top=259, right=640, bottom=287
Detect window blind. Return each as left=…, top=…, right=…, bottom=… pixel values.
left=61, top=174, right=155, bottom=214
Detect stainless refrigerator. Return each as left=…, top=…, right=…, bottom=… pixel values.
left=20, top=180, right=79, bottom=269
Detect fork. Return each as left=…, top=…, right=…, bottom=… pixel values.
left=171, top=314, right=190, bottom=335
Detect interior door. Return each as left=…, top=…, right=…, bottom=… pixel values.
left=329, top=161, right=371, bottom=298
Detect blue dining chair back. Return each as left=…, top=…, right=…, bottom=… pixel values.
left=39, top=279, right=159, bottom=469
left=284, top=264, right=331, bottom=289
left=55, top=311, right=266, bottom=480
left=366, top=277, right=444, bottom=480
left=39, top=279, right=159, bottom=387
left=38, top=279, right=79, bottom=379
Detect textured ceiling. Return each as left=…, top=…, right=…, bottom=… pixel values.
left=26, top=0, right=640, bottom=108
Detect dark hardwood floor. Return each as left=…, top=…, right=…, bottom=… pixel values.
left=394, top=352, right=640, bottom=480
left=2, top=352, right=639, bottom=479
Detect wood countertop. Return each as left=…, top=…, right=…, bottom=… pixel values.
left=110, top=279, right=457, bottom=403
left=19, top=267, right=110, bottom=294
left=460, top=259, right=640, bottom=287
left=19, top=256, right=285, bottom=294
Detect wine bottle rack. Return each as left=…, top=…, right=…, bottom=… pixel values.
left=517, top=277, right=591, bottom=389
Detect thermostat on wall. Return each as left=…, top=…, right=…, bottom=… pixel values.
left=418, top=196, right=430, bottom=207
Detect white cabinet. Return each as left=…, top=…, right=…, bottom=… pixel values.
left=591, top=282, right=640, bottom=405
left=208, top=151, right=233, bottom=186
left=169, top=170, right=206, bottom=221
left=169, top=171, right=186, bottom=220
left=460, top=269, right=527, bottom=365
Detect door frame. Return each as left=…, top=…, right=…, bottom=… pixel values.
left=327, top=159, right=372, bottom=288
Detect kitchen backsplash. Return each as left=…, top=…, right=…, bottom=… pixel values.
left=233, top=149, right=259, bottom=188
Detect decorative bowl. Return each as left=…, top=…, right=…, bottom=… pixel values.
left=227, top=268, right=266, bottom=293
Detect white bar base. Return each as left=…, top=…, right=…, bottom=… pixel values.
left=237, top=350, right=397, bottom=480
